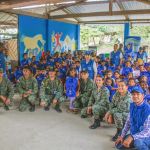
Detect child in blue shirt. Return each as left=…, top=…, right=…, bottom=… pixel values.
left=65, top=68, right=79, bottom=111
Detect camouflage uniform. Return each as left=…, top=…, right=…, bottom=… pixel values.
left=40, top=77, right=64, bottom=107
left=17, top=76, right=38, bottom=111
left=109, top=91, right=132, bottom=129
left=0, top=77, right=14, bottom=107
left=74, top=78, right=95, bottom=109
left=81, top=85, right=110, bottom=119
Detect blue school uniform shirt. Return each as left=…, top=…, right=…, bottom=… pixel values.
left=36, top=74, right=46, bottom=88
left=66, top=76, right=78, bottom=97
left=110, top=50, right=121, bottom=67
left=14, top=69, right=23, bottom=80
left=121, top=67, right=133, bottom=76
left=21, top=59, right=30, bottom=67
left=0, top=52, right=5, bottom=72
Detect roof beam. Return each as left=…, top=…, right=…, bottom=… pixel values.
left=48, top=0, right=86, bottom=14
left=50, top=9, right=150, bottom=19
left=1, top=9, right=47, bottom=19
left=116, top=0, right=129, bottom=20
left=136, top=0, right=150, bottom=5
left=109, top=0, right=113, bottom=15
left=0, top=21, right=17, bottom=26
left=79, top=19, right=150, bottom=23
left=1, top=9, right=78, bottom=25
left=50, top=3, right=80, bottom=23
left=62, top=8, right=80, bottom=23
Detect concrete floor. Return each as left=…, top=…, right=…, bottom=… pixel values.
left=0, top=97, right=116, bottom=150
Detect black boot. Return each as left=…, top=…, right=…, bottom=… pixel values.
left=44, top=103, right=50, bottom=111
left=55, top=105, right=62, bottom=113
left=44, top=106, right=50, bottom=111
left=29, top=105, right=35, bottom=112
left=112, top=128, right=122, bottom=141
left=4, top=105, right=9, bottom=111
left=89, top=119, right=100, bottom=129
left=81, top=115, right=87, bottom=118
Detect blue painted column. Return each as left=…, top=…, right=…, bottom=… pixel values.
left=77, top=24, right=80, bottom=50
left=124, top=22, right=130, bottom=39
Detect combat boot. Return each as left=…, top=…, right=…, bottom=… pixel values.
left=89, top=119, right=100, bottom=129
left=112, top=128, right=122, bottom=141
left=44, top=103, right=50, bottom=111
left=55, top=105, right=62, bottom=113
left=4, top=105, right=9, bottom=111
left=29, top=105, right=35, bottom=112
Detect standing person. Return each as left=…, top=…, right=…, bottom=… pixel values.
left=124, top=43, right=134, bottom=61
left=136, top=47, right=145, bottom=62
left=65, top=68, right=80, bottom=111
left=110, top=44, right=122, bottom=67
left=118, top=43, right=124, bottom=55
left=0, top=42, right=6, bottom=72
left=104, top=80, right=132, bottom=141
left=80, top=51, right=97, bottom=81
left=0, top=68, right=14, bottom=110
left=17, top=66, right=38, bottom=112
left=40, top=68, right=64, bottom=113
left=115, top=86, right=150, bottom=150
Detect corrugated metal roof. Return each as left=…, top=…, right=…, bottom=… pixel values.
left=79, top=15, right=125, bottom=22
left=122, top=1, right=150, bottom=10
left=1, top=0, right=150, bottom=24
left=68, top=3, right=109, bottom=13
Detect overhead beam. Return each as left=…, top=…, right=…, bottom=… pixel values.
left=51, top=3, right=79, bottom=23
left=1, top=9, right=78, bottom=25
left=79, top=19, right=150, bottom=24
left=109, top=0, right=113, bottom=15
left=62, top=8, right=80, bottom=23
left=0, top=21, right=17, bottom=26
left=1, top=9, right=47, bottom=19
left=116, top=0, right=129, bottom=20
left=48, top=0, right=86, bottom=13
left=80, top=22, right=150, bottom=24
left=50, top=9, right=150, bottom=19
left=136, top=0, right=150, bottom=5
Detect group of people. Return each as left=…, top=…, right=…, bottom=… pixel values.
left=0, top=42, right=150, bottom=150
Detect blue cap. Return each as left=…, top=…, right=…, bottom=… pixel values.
left=85, top=51, right=91, bottom=55
left=131, top=86, right=144, bottom=94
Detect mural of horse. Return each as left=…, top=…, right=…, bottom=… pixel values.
left=21, top=34, right=45, bottom=54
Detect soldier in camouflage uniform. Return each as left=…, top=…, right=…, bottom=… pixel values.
left=40, top=68, right=64, bottom=113
left=17, top=66, right=38, bottom=112
left=104, top=80, right=132, bottom=141
left=81, top=75, right=110, bottom=129
left=74, top=70, right=95, bottom=110
left=0, top=68, right=14, bottom=110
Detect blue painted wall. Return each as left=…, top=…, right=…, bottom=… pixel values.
left=18, top=15, right=80, bottom=61
left=48, top=20, right=79, bottom=54
left=18, top=15, right=47, bottom=61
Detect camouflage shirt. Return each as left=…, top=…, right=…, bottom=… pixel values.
left=17, top=76, right=38, bottom=95
left=109, top=91, right=132, bottom=115
left=0, top=77, right=14, bottom=101
left=40, top=77, right=63, bottom=100
left=88, top=85, right=110, bottom=108
left=79, top=78, right=95, bottom=97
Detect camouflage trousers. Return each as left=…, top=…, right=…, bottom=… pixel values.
left=41, top=95, right=65, bottom=107
left=19, top=94, right=37, bottom=112
left=113, top=112, right=128, bottom=129
left=81, top=105, right=107, bottom=119
left=74, top=94, right=90, bottom=109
